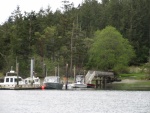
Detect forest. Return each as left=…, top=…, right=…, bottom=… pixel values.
left=0, top=0, right=150, bottom=77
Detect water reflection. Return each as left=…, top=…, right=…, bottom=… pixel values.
left=0, top=90, right=150, bottom=113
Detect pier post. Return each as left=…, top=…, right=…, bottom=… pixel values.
left=100, top=77, right=102, bottom=88
left=103, top=77, right=106, bottom=89
left=95, top=79, right=98, bottom=88
left=65, top=64, right=68, bottom=90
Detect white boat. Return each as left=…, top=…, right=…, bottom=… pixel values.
left=23, top=58, right=41, bottom=88
left=43, top=76, right=63, bottom=89
left=0, top=69, right=41, bottom=89
left=0, top=58, right=41, bottom=89
left=0, top=69, right=25, bottom=89
left=70, top=75, right=87, bottom=88
left=24, top=76, right=41, bottom=87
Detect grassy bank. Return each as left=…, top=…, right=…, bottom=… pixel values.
left=110, top=67, right=150, bottom=90
left=119, top=73, right=147, bottom=80
left=111, top=70, right=150, bottom=90
left=109, top=79, right=150, bottom=90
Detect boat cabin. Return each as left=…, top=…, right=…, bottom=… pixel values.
left=0, top=70, right=24, bottom=88
left=43, top=76, right=61, bottom=83
left=24, top=76, right=40, bottom=85
left=4, top=76, right=23, bottom=84
left=75, top=75, right=85, bottom=84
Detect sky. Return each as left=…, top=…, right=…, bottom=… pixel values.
left=0, top=0, right=101, bottom=25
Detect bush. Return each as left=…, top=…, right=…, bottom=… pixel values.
left=143, top=62, right=150, bottom=79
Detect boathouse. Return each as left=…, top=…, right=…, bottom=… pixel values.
left=85, top=71, right=115, bottom=88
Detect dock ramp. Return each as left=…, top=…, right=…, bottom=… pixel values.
left=85, top=71, right=114, bottom=84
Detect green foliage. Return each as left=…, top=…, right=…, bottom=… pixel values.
left=0, top=72, right=3, bottom=77
left=0, top=0, right=149, bottom=76
left=119, top=73, right=146, bottom=80
left=32, top=55, right=58, bottom=77
left=143, top=61, right=150, bottom=79
left=88, top=26, right=135, bottom=72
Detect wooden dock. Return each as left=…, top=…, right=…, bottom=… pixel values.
left=85, top=71, right=115, bottom=89
left=93, top=71, right=114, bottom=89
left=0, top=85, right=42, bottom=90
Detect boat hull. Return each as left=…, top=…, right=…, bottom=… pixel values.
left=44, top=83, right=63, bottom=89
left=71, top=83, right=87, bottom=88
left=87, top=84, right=95, bottom=88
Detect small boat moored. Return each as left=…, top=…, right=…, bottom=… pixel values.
left=42, top=76, right=63, bottom=89
left=0, top=58, right=42, bottom=90
left=24, top=76, right=41, bottom=87
left=0, top=69, right=25, bottom=89
left=70, top=75, right=87, bottom=88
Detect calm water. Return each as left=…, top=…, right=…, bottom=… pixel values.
left=0, top=89, right=150, bottom=113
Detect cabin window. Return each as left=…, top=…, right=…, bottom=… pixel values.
left=15, top=78, right=22, bottom=82
left=19, top=78, right=22, bottom=81
left=10, top=78, right=13, bottom=82
left=6, top=78, right=9, bottom=82
left=35, top=79, right=39, bottom=82
left=7, top=73, right=17, bottom=76
left=25, top=80, right=28, bottom=84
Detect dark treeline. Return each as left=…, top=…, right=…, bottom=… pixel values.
left=0, top=0, right=149, bottom=77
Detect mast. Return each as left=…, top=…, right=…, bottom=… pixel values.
left=70, top=22, right=74, bottom=77
left=73, top=65, right=76, bottom=83
left=58, top=63, right=60, bottom=77
left=30, top=58, right=34, bottom=79
left=16, top=63, right=19, bottom=85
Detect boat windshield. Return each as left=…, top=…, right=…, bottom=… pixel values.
left=44, top=76, right=59, bottom=83
left=34, top=79, right=39, bottom=82
left=6, top=72, right=17, bottom=76
left=76, top=75, right=84, bottom=83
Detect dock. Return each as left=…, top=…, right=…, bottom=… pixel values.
left=85, top=71, right=115, bottom=89
left=0, top=84, right=42, bottom=90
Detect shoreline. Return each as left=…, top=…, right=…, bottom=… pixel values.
left=113, top=79, right=148, bottom=84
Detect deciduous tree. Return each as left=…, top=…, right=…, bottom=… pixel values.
left=88, top=26, right=135, bottom=73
